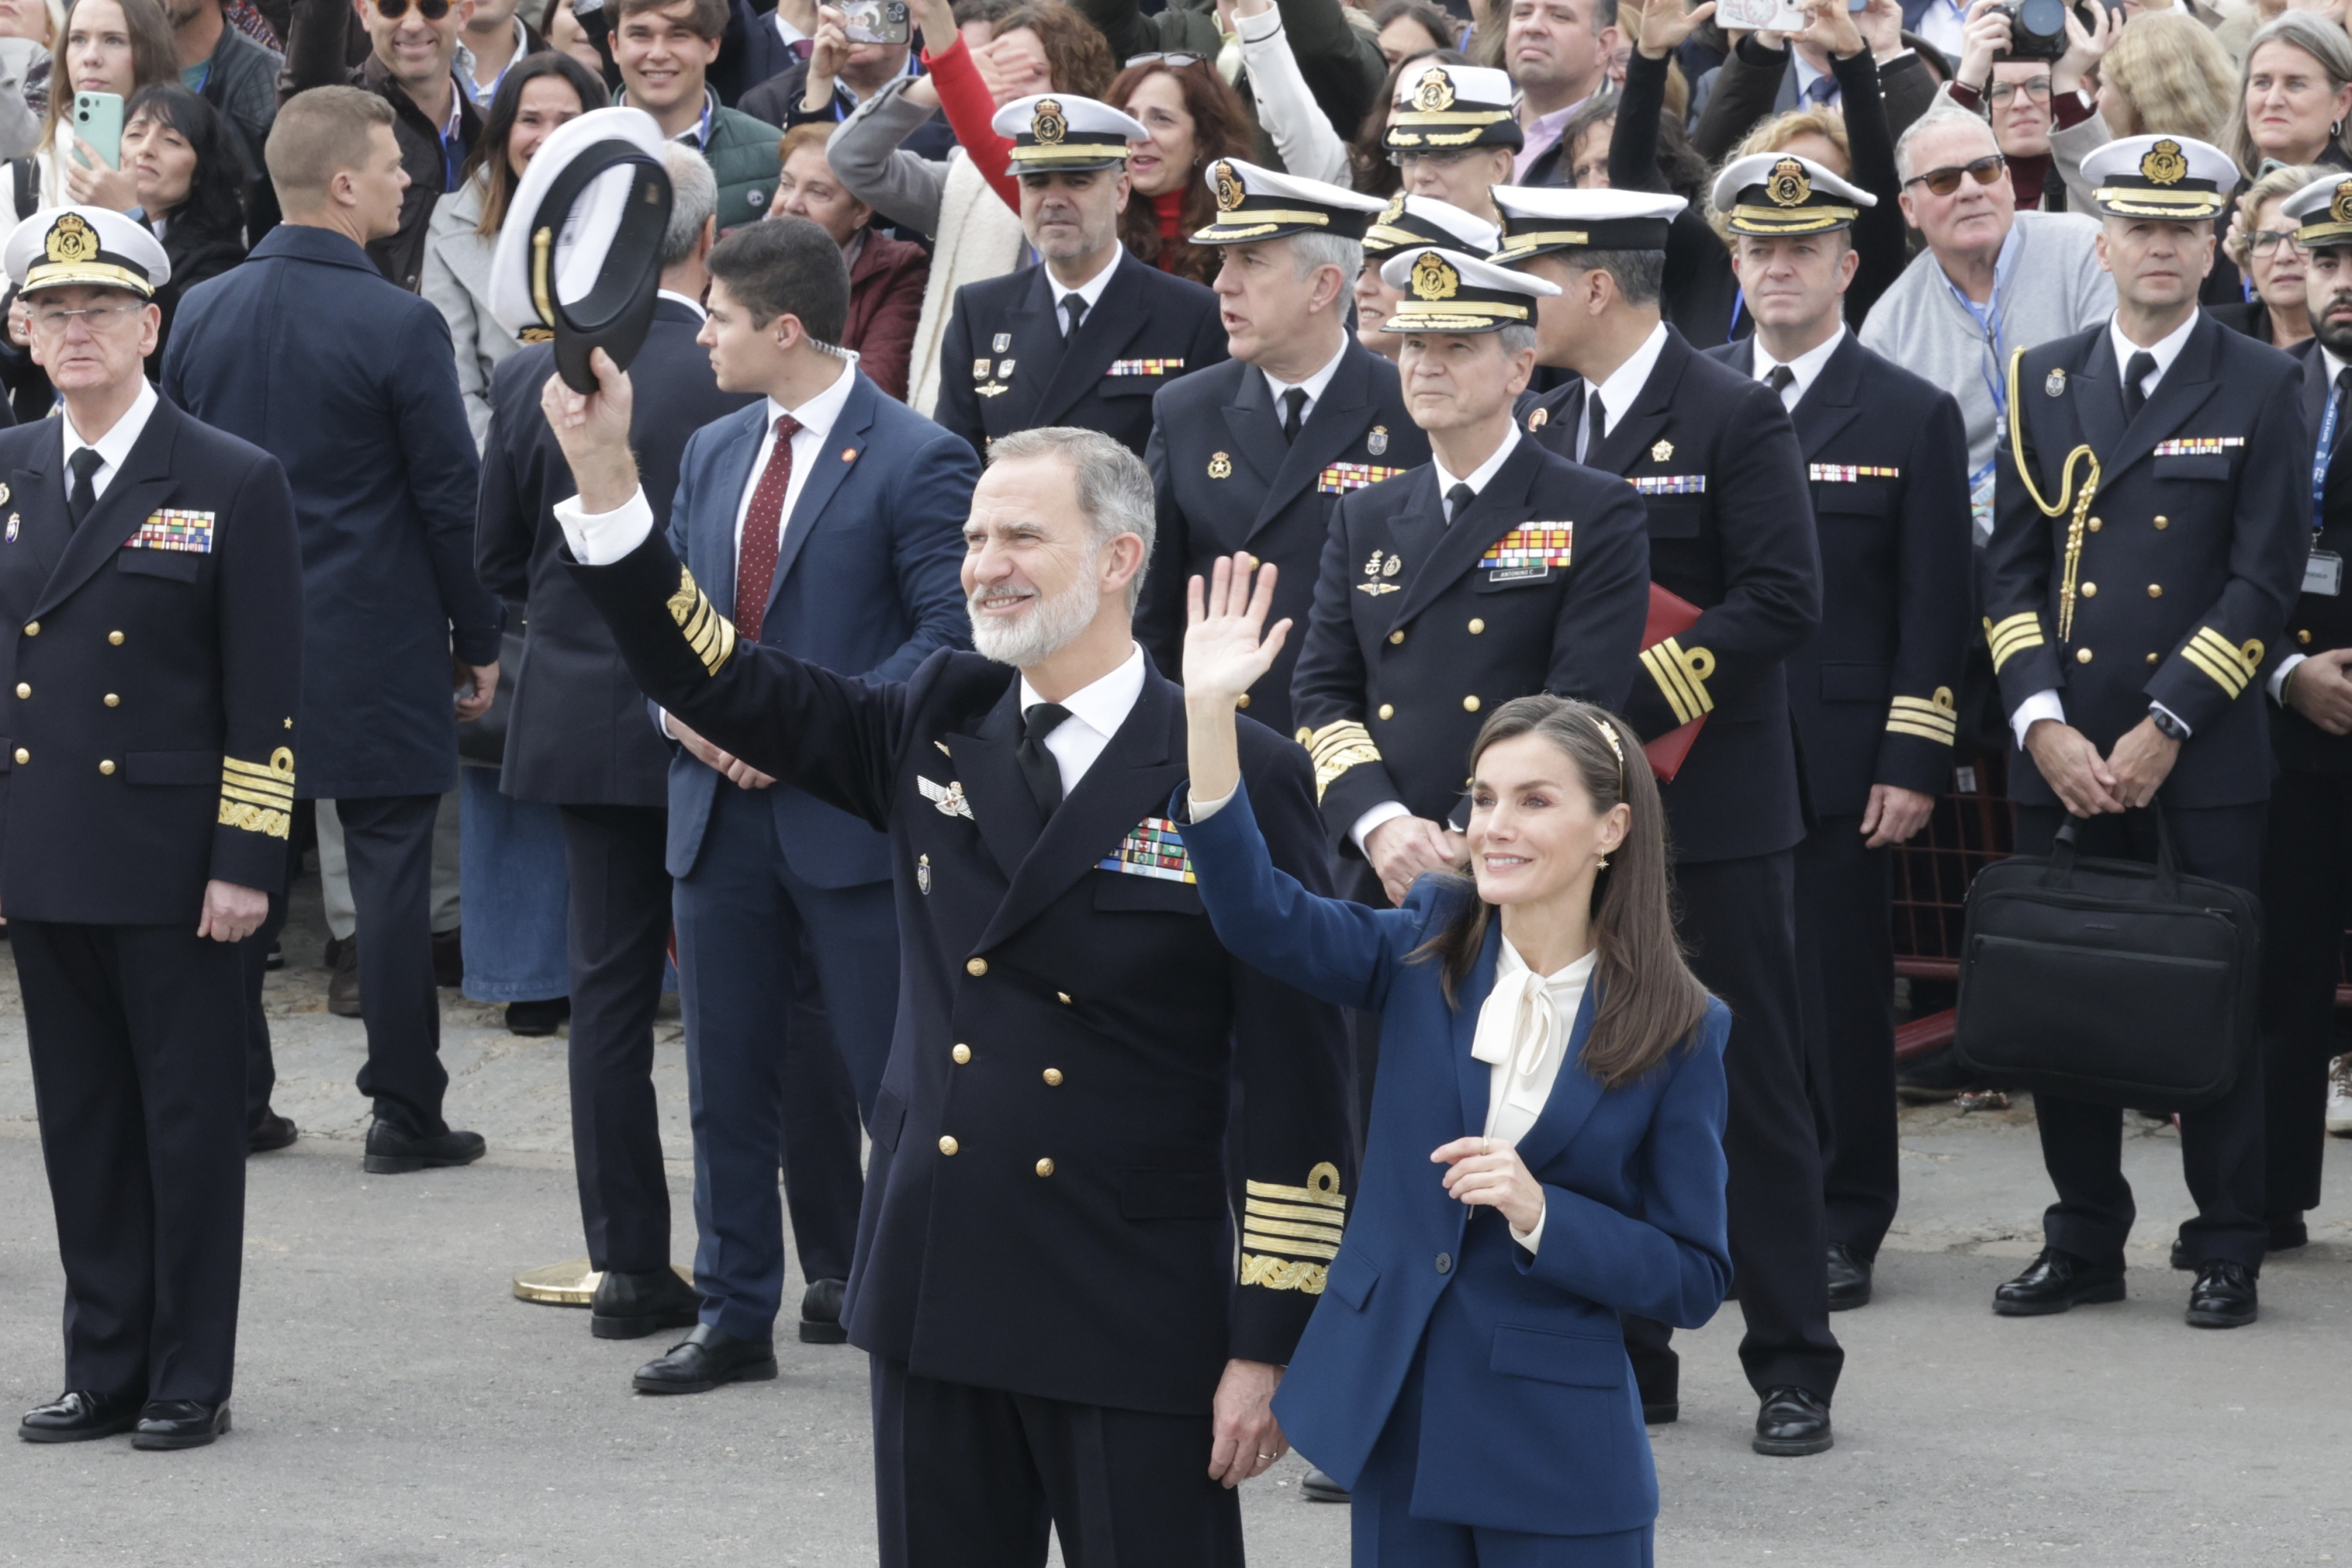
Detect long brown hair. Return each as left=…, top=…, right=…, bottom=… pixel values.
left=1106, top=58, right=1249, bottom=283
left=1413, top=695, right=1711, bottom=1089
left=41, top=0, right=173, bottom=166
left=996, top=0, right=1116, bottom=97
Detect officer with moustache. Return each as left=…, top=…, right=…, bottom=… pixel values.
left=1139, top=159, right=1424, bottom=736
left=1497, top=182, right=1835, bottom=1455
left=1705, top=152, right=1973, bottom=1315
left=935, top=94, right=1229, bottom=464
left=1986, top=135, right=2304, bottom=1331
left=2, top=208, right=302, bottom=1450
left=1288, top=247, right=1652, bottom=909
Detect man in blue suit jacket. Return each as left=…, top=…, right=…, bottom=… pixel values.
left=626, top=216, right=978, bottom=1395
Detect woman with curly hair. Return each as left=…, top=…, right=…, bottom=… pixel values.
left=1108, top=54, right=1251, bottom=281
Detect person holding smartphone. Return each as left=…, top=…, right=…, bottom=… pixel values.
left=11, top=0, right=174, bottom=220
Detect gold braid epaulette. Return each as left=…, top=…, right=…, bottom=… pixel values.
left=2004, top=347, right=2102, bottom=643
left=1301, top=720, right=1381, bottom=804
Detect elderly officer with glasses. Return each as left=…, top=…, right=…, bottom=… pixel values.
left=1, top=206, right=302, bottom=1452
left=1384, top=62, right=1519, bottom=230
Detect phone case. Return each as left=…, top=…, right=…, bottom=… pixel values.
left=72, top=91, right=123, bottom=170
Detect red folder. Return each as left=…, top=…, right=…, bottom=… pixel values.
left=1641, top=583, right=1707, bottom=782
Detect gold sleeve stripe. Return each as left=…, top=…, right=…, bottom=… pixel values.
left=1303, top=722, right=1381, bottom=804
left=1886, top=690, right=1957, bottom=746
left=219, top=800, right=290, bottom=838
left=221, top=782, right=295, bottom=810
left=223, top=753, right=296, bottom=787
left=1240, top=1254, right=1328, bottom=1293
left=1243, top=1231, right=1341, bottom=1261
left=1243, top=1196, right=1345, bottom=1226
left=220, top=773, right=293, bottom=802
left=2183, top=627, right=2259, bottom=698
left=220, top=746, right=296, bottom=837
left=1640, top=637, right=1715, bottom=727
left=1240, top=1213, right=1346, bottom=1247
left=1985, top=612, right=2045, bottom=673
left=1244, top=1163, right=1348, bottom=1210
left=666, top=566, right=739, bottom=677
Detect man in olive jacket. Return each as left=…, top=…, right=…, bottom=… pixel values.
left=613, top=0, right=782, bottom=231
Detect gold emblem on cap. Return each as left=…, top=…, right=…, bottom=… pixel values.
left=1411, top=67, right=1455, bottom=112
left=1410, top=252, right=1460, bottom=300
left=44, top=212, right=96, bottom=264
left=2332, top=180, right=2352, bottom=224
left=1033, top=97, right=1066, bottom=145
left=1214, top=160, right=1243, bottom=212
left=1766, top=156, right=1811, bottom=208
left=2139, top=139, right=2186, bottom=186
left=1378, top=191, right=1406, bottom=225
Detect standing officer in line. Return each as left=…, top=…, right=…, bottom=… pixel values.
left=2255, top=174, right=2352, bottom=1260
left=2, top=208, right=302, bottom=1450
left=1985, top=135, right=2304, bottom=1330
left=935, top=94, right=1229, bottom=464
left=1289, top=247, right=1652, bottom=910
left=1705, top=153, right=1974, bottom=1314
left=1139, top=159, right=1421, bottom=735
left=1497, top=183, right=1835, bottom=1456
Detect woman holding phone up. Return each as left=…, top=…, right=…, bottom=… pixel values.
left=1173, top=556, right=1731, bottom=1567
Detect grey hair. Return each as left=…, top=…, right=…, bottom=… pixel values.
left=986, top=426, right=1159, bottom=609
left=1290, top=231, right=1366, bottom=289
left=1894, top=103, right=1998, bottom=183
left=1499, top=321, right=1538, bottom=356
left=1574, top=248, right=1663, bottom=307
left=2227, top=12, right=2352, bottom=176
left=659, top=144, right=718, bottom=269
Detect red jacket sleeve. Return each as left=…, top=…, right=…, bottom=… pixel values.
left=921, top=37, right=1020, bottom=211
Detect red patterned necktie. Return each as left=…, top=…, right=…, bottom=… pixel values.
left=733, top=414, right=803, bottom=644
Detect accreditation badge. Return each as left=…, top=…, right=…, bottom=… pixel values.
left=2307, top=549, right=2343, bottom=597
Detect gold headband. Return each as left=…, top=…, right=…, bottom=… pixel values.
left=1592, top=716, right=1624, bottom=780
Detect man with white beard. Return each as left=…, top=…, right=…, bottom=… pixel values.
left=544, top=366, right=1356, bottom=1564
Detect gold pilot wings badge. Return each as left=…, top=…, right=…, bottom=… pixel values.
left=918, top=775, right=974, bottom=819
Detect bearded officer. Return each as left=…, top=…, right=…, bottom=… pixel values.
left=1704, top=152, right=1973, bottom=1316
left=2, top=207, right=302, bottom=1450
left=935, top=94, right=1228, bottom=464
left=1986, top=136, right=2304, bottom=1330
left=1496, top=181, right=1835, bottom=1456
left=1138, top=159, right=1425, bottom=736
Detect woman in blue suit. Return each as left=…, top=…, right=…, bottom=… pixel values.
left=1174, top=557, right=1732, bottom=1566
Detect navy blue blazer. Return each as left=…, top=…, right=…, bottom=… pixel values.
left=662, top=365, right=977, bottom=884
left=1177, top=781, right=1730, bottom=1537
left=162, top=223, right=501, bottom=800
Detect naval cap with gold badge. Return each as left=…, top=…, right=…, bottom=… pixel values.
left=1487, top=186, right=1684, bottom=266
left=1377, top=245, right=1560, bottom=333
left=4, top=206, right=169, bottom=297
left=1708, top=151, right=1876, bottom=234
left=1192, top=157, right=1388, bottom=244
left=488, top=107, right=673, bottom=393
left=1385, top=61, right=1522, bottom=152
left=994, top=93, right=1149, bottom=173
left=2283, top=169, right=2352, bottom=249
left=1361, top=191, right=1501, bottom=259
left=2081, top=132, right=2238, bottom=220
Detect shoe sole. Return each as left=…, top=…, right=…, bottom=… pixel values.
left=363, top=1148, right=487, bottom=1175
left=1642, top=1403, right=1678, bottom=1425
left=1300, top=1483, right=1350, bottom=1504
left=798, top=1319, right=849, bottom=1345
left=19, top=1414, right=140, bottom=1443
left=2187, top=1305, right=2257, bottom=1329
left=591, top=1310, right=699, bottom=1341
left=632, top=1359, right=779, bottom=1395
left=1828, top=1287, right=1871, bottom=1312
left=1751, top=1430, right=1835, bottom=1457
left=131, top=1410, right=229, bottom=1450
left=1993, top=1279, right=2126, bottom=1316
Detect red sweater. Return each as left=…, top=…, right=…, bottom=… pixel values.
left=923, top=37, right=1022, bottom=212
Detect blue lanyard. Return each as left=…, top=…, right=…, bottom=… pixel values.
left=2314, top=382, right=2342, bottom=535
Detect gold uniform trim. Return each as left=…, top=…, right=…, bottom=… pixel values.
left=1244, top=1163, right=1347, bottom=1209
left=1240, top=1254, right=1330, bottom=1292
left=1306, top=720, right=1382, bottom=801
left=2182, top=626, right=2261, bottom=698
left=1886, top=687, right=1958, bottom=746
left=1985, top=612, right=2045, bottom=673
left=1726, top=203, right=1857, bottom=232
left=1240, top=1163, right=1346, bottom=1292
left=2092, top=187, right=2227, bottom=219
left=1640, top=637, right=1715, bottom=726
left=218, top=746, right=295, bottom=837
left=666, top=566, right=739, bottom=676
left=1007, top=141, right=1131, bottom=165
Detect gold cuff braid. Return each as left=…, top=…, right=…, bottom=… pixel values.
left=667, top=566, right=739, bottom=676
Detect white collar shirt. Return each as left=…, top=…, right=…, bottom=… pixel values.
left=1755, top=325, right=1846, bottom=411
left=1018, top=642, right=1148, bottom=797
left=1433, top=423, right=1522, bottom=522
left=1580, top=319, right=1670, bottom=461
left=1259, top=336, right=1349, bottom=429
left=2108, top=309, right=2199, bottom=405
left=656, top=289, right=707, bottom=320
left=1049, top=249, right=1124, bottom=336
left=62, top=376, right=158, bottom=504
left=730, top=351, right=862, bottom=559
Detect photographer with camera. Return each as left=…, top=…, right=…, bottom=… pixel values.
left=1940, top=0, right=2107, bottom=210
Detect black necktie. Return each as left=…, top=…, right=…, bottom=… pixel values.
left=2333, top=367, right=2352, bottom=459
left=1583, top=390, right=1607, bottom=463
left=2122, top=350, right=2158, bottom=420
left=1279, top=387, right=1307, bottom=443
left=1017, top=702, right=1072, bottom=819
left=1444, top=482, right=1474, bottom=524
left=1766, top=363, right=1795, bottom=401
left=65, top=446, right=102, bottom=526
left=1061, top=292, right=1087, bottom=338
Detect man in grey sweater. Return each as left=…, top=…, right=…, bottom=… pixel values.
left=1861, top=105, right=2115, bottom=540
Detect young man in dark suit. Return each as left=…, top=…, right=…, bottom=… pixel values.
left=543, top=370, right=1353, bottom=1559
left=935, top=93, right=1229, bottom=463
left=1987, top=136, right=2305, bottom=1330
left=3, top=208, right=302, bottom=1450
left=1705, top=152, right=1973, bottom=1314
left=1497, top=181, right=1837, bottom=1454
left=1139, top=159, right=1420, bottom=738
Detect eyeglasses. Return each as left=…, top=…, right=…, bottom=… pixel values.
left=1389, top=147, right=1482, bottom=168
left=1901, top=152, right=2006, bottom=196
left=1123, top=51, right=1202, bottom=68
left=29, top=301, right=142, bottom=333
left=1987, top=76, right=2052, bottom=106
left=2249, top=228, right=2308, bottom=257
left=372, top=0, right=452, bottom=20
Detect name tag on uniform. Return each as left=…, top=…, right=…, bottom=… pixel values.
left=1317, top=463, right=1407, bottom=495
left=2307, top=549, right=2343, bottom=597
left=129, top=510, right=215, bottom=553
left=1098, top=817, right=1195, bottom=884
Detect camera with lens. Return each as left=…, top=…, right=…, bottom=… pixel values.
left=1996, top=0, right=2116, bottom=63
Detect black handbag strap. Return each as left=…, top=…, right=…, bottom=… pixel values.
left=2040, top=797, right=2183, bottom=902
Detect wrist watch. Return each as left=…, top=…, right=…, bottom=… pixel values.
left=2148, top=705, right=2188, bottom=742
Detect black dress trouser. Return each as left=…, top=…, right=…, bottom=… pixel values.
left=558, top=803, right=676, bottom=1276
left=1795, top=816, right=1900, bottom=1260
left=241, top=883, right=290, bottom=1131
left=1624, top=848, right=1844, bottom=1403
left=337, top=792, right=448, bottom=1137
left=2014, top=804, right=2269, bottom=1271
left=2259, top=770, right=2352, bottom=1222
left=16, top=920, right=248, bottom=1406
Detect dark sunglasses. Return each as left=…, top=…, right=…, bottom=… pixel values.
left=1902, top=153, right=2006, bottom=197
left=373, top=0, right=452, bottom=20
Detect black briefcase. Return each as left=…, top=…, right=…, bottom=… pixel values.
left=1951, top=811, right=2260, bottom=1112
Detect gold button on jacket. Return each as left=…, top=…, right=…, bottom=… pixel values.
left=1043, top=1067, right=1063, bottom=1086
left=1035, top=1158, right=1055, bottom=1178
left=966, top=957, right=988, bottom=976
left=938, top=1135, right=959, bottom=1156
left=952, top=1044, right=971, bottom=1064
left=98, top=760, right=114, bottom=776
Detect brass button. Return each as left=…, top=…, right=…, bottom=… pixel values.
left=2153, top=515, right=2169, bottom=529
left=107, top=630, right=122, bottom=644
left=98, top=760, right=113, bottom=776
left=21, top=621, right=35, bottom=636
left=1035, top=1157, right=1055, bottom=1178
left=1377, top=703, right=1394, bottom=720
left=1463, top=695, right=1480, bottom=712
left=103, top=692, right=118, bottom=707
left=10, top=747, right=24, bottom=764
left=1043, top=1067, right=1063, bottom=1086
left=2077, top=648, right=2093, bottom=664
left=2147, top=584, right=2162, bottom=599
left=1236, top=693, right=1250, bottom=709
left=966, top=957, right=988, bottom=977
left=938, top=1135, right=959, bottom=1156
left=952, top=1044, right=971, bottom=1065
left=11, top=683, right=24, bottom=699
left=1056, top=991, right=1073, bottom=1005
left=1388, top=630, right=1405, bottom=644
left=1468, top=618, right=1485, bottom=634
left=2086, top=517, right=2101, bottom=533
left=2147, top=652, right=2161, bottom=665
left=2300, top=630, right=2314, bottom=645
left=2079, top=582, right=2096, bottom=597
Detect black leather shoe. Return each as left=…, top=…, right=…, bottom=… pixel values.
left=20, top=1390, right=140, bottom=1443
left=505, top=997, right=570, bottom=1036
left=799, top=1277, right=849, bottom=1344
left=1826, top=1241, right=1872, bottom=1311
left=2187, top=1261, right=2258, bottom=1329
left=132, top=1400, right=230, bottom=1450
left=632, top=1323, right=778, bottom=1394
left=591, top=1267, right=701, bottom=1340
left=1301, top=1466, right=1349, bottom=1502
left=362, top=1119, right=486, bottom=1174
left=2270, top=1216, right=2309, bottom=1254
left=432, top=927, right=464, bottom=989
left=247, top=1112, right=298, bottom=1154
left=1992, top=1249, right=2125, bottom=1316
left=2169, top=1236, right=2192, bottom=1272
left=1752, top=1387, right=1833, bottom=1457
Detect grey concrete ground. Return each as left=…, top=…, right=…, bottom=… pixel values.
left=3, top=877, right=2352, bottom=1564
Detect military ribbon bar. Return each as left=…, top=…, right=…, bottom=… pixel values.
left=2152, top=437, right=2245, bottom=457
left=1808, top=464, right=1900, bottom=482
left=1479, top=524, right=1573, bottom=571
left=1317, top=463, right=1409, bottom=495
left=1105, top=358, right=1184, bottom=376
left=1629, top=475, right=1707, bottom=496
left=130, top=510, right=216, bottom=554
left=1096, top=818, right=1195, bottom=884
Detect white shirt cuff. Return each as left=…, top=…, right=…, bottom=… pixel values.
left=1235, top=5, right=1282, bottom=40
left=1349, top=800, right=1410, bottom=854
left=1510, top=1195, right=1546, bottom=1254
left=2270, top=652, right=2308, bottom=706
left=659, top=708, right=678, bottom=741
left=2010, top=689, right=2064, bottom=751
left=1188, top=784, right=1236, bottom=820
left=2148, top=700, right=2191, bottom=739
left=553, top=486, right=656, bottom=567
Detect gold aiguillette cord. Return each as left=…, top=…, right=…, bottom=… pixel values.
left=2004, top=348, right=2101, bottom=643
